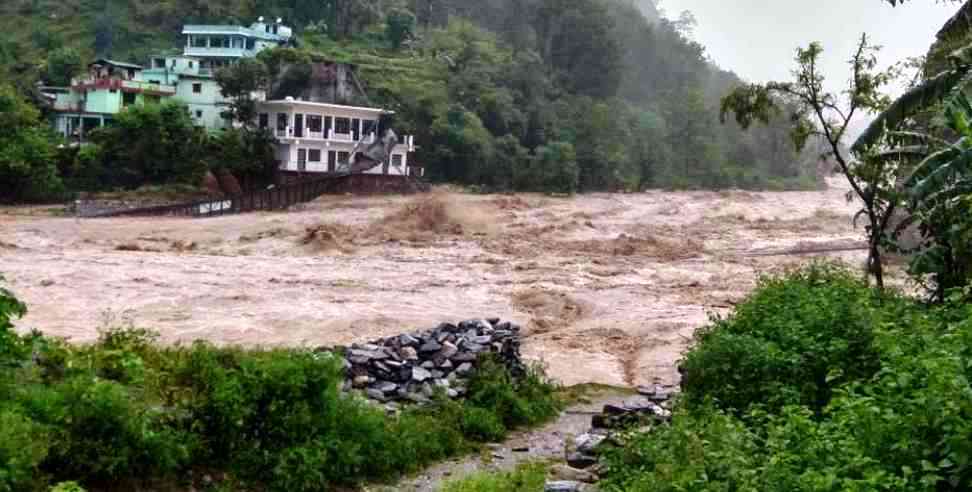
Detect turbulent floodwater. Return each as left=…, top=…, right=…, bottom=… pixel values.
left=1, top=180, right=866, bottom=387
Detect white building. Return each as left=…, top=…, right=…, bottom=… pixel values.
left=258, top=98, right=419, bottom=176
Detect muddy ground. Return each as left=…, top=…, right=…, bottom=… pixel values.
left=1, top=180, right=866, bottom=388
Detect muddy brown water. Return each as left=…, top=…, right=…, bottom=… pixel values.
left=2, top=180, right=866, bottom=388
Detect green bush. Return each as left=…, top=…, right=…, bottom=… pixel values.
left=461, top=406, right=507, bottom=442
left=603, top=265, right=972, bottom=492
left=0, top=409, right=50, bottom=492
left=19, top=376, right=193, bottom=484
left=680, top=263, right=886, bottom=414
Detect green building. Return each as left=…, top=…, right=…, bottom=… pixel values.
left=48, top=59, right=175, bottom=140
left=47, top=18, right=293, bottom=138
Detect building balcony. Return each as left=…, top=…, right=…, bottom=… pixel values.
left=272, top=129, right=413, bottom=151
left=184, top=47, right=256, bottom=58
left=72, top=77, right=176, bottom=96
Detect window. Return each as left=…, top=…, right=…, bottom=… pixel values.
left=109, top=89, right=117, bottom=94
left=192, top=36, right=207, bottom=48
left=149, top=80, right=160, bottom=85
left=188, top=61, right=194, bottom=69
left=328, top=151, right=336, bottom=172
left=337, top=151, right=350, bottom=164
left=392, top=154, right=403, bottom=168
left=362, top=120, right=376, bottom=137
left=308, top=149, right=321, bottom=162
left=277, top=113, right=287, bottom=131
left=195, top=110, right=203, bottom=118
left=258, top=113, right=269, bottom=129
left=154, top=58, right=165, bottom=68
left=307, top=115, right=322, bottom=133
left=122, top=92, right=136, bottom=107
left=324, top=116, right=333, bottom=136
left=192, top=83, right=202, bottom=94
left=246, top=38, right=255, bottom=50
left=334, top=117, right=350, bottom=134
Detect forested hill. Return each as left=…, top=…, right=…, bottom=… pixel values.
left=1, top=0, right=821, bottom=192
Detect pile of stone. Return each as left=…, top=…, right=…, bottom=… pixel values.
left=336, top=318, right=523, bottom=405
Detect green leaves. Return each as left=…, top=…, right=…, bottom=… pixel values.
left=605, top=266, right=972, bottom=492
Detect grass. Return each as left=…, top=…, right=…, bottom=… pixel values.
left=439, top=462, right=550, bottom=492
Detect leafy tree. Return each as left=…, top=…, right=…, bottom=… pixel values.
left=215, top=57, right=269, bottom=127
left=89, top=100, right=208, bottom=188
left=46, top=47, right=83, bottom=86
left=386, top=8, right=416, bottom=49
left=721, top=36, right=898, bottom=288
left=206, top=128, right=278, bottom=190
left=897, top=93, right=972, bottom=300
left=0, top=84, right=63, bottom=203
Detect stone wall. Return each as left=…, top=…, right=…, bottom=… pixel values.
left=333, top=318, right=523, bottom=408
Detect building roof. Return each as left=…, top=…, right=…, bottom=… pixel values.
left=182, top=24, right=286, bottom=42
left=260, top=99, right=392, bottom=115
left=90, top=58, right=144, bottom=70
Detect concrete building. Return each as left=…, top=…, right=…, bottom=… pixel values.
left=49, top=59, right=176, bottom=140
left=259, top=98, right=420, bottom=176
left=44, top=18, right=419, bottom=180
left=136, top=18, right=294, bottom=129
left=141, top=55, right=235, bottom=129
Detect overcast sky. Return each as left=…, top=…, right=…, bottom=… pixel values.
left=658, top=0, right=959, bottom=94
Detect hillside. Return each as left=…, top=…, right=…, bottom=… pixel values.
left=2, top=0, right=821, bottom=194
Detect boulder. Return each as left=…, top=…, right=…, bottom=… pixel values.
left=412, top=366, right=432, bottom=382
left=544, top=481, right=585, bottom=492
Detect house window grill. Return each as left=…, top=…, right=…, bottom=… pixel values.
left=334, top=117, right=350, bottom=134
left=307, top=115, right=322, bottom=134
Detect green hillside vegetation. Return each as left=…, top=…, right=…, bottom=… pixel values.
left=0, top=0, right=822, bottom=201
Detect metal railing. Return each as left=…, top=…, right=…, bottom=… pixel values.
left=84, top=174, right=345, bottom=218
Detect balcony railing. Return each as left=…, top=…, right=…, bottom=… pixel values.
left=184, top=47, right=256, bottom=58
left=71, top=77, right=176, bottom=96
left=270, top=128, right=412, bottom=150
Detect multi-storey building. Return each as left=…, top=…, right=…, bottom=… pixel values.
left=48, top=59, right=176, bottom=140
left=259, top=98, right=420, bottom=176
left=44, top=19, right=419, bottom=179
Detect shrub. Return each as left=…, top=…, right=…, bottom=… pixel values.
left=680, top=263, right=886, bottom=414
left=461, top=406, right=507, bottom=441
left=0, top=276, right=28, bottom=368
left=604, top=265, right=972, bottom=492
left=601, top=406, right=761, bottom=491
left=0, top=409, right=50, bottom=492
left=21, top=376, right=193, bottom=484
left=466, top=357, right=562, bottom=428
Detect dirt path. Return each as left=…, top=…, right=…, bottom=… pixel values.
left=378, top=387, right=634, bottom=491
left=1, top=180, right=866, bottom=388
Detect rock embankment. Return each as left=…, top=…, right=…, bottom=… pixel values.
left=334, top=318, right=523, bottom=406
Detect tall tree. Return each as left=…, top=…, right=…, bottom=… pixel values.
left=721, top=36, right=898, bottom=288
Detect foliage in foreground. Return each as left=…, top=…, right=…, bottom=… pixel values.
left=439, top=462, right=549, bottom=492
left=0, top=281, right=561, bottom=492
left=603, top=264, right=972, bottom=491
